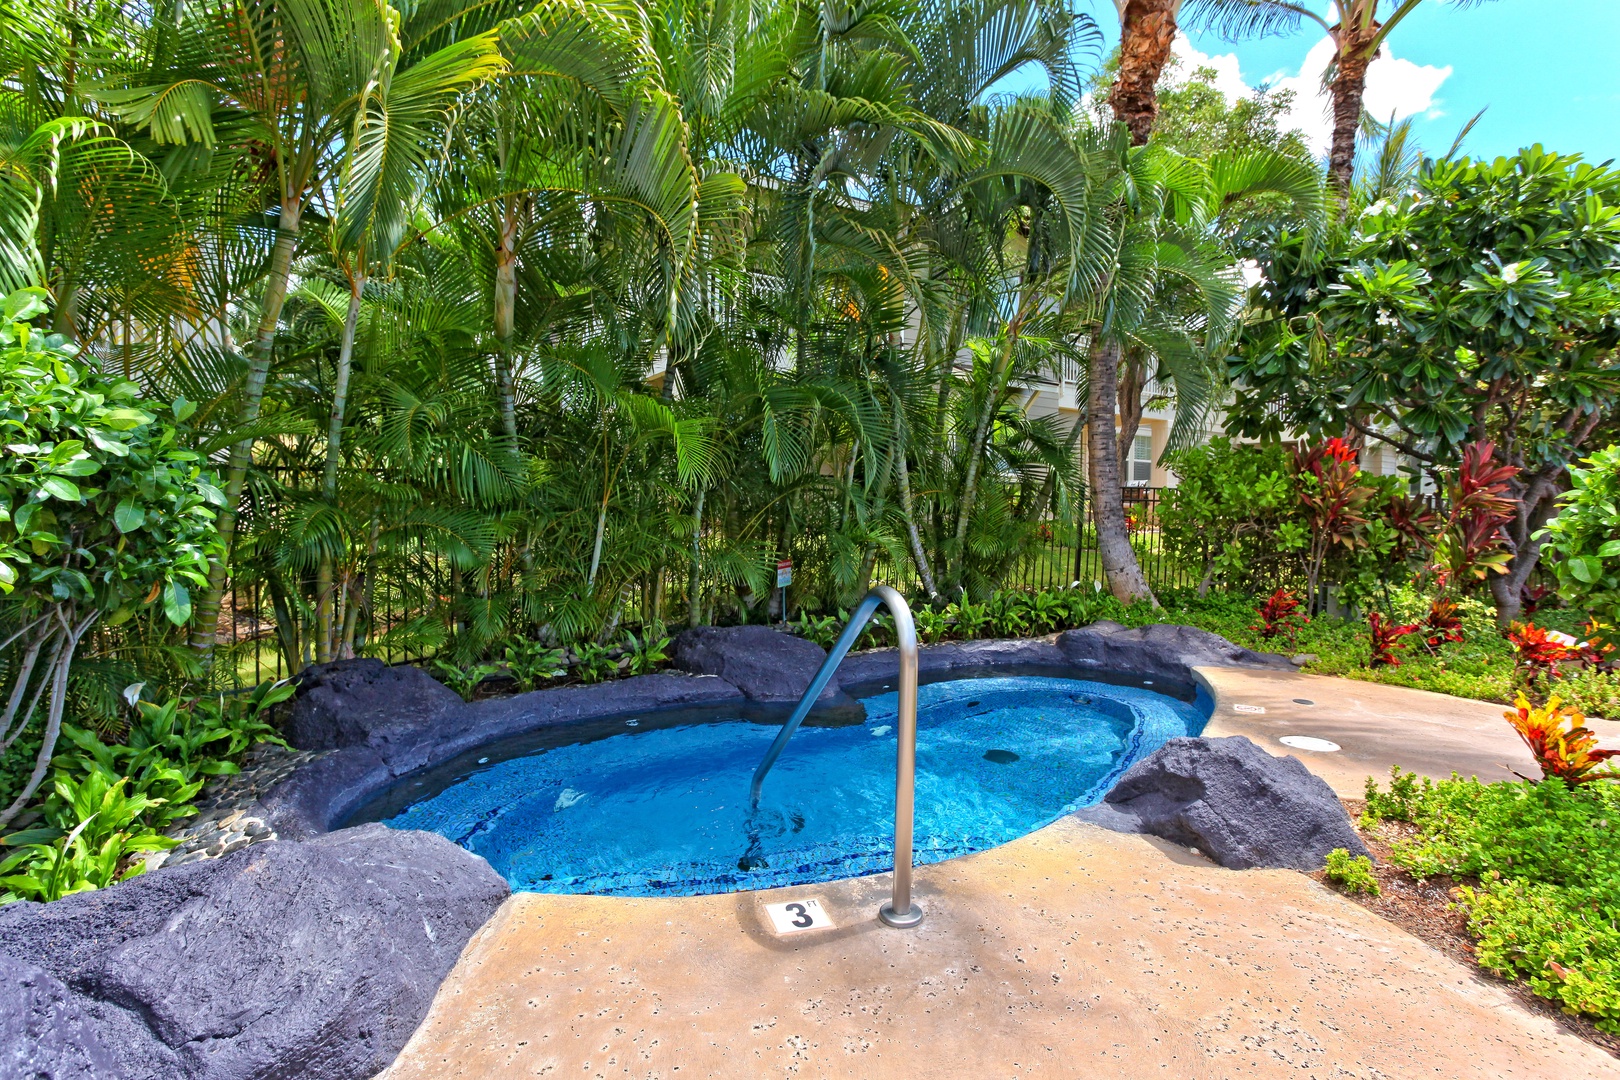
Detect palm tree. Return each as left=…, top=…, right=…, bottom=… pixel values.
left=99, top=0, right=504, bottom=659
left=1189, top=0, right=1499, bottom=195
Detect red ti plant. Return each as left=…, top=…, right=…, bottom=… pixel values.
left=1294, top=438, right=1375, bottom=613
left=1429, top=441, right=1519, bottom=584
left=1367, top=612, right=1418, bottom=667
left=1505, top=694, right=1620, bottom=785
left=1507, top=621, right=1579, bottom=679
left=1420, top=597, right=1465, bottom=654
left=1250, top=588, right=1305, bottom=642
left=1385, top=493, right=1440, bottom=565
left=1519, top=582, right=1553, bottom=616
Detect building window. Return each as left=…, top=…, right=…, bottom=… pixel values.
left=1129, top=433, right=1152, bottom=486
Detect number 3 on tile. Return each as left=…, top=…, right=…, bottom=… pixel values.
left=765, top=898, right=834, bottom=934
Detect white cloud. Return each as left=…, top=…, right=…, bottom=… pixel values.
left=1165, top=34, right=1250, bottom=105
left=1275, top=37, right=1452, bottom=155
left=1164, top=33, right=1452, bottom=158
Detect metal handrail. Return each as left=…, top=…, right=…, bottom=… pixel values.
left=749, top=585, right=922, bottom=929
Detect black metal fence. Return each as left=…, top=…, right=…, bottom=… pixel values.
left=218, top=486, right=1189, bottom=686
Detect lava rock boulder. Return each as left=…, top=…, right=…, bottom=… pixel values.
left=1075, top=736, right=1371, bottom=871
left=0, top=952, right=120, bottom=1080
left=283, top=657, right=465, bottom=752
left=0, top=824, right=508, bottom=1080
left=671, top=625, right=847, bottom=704
left=1056, top=621, right=1293, bottom=682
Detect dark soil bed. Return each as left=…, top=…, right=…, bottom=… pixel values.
left=1316, top=798, right=1620, bottom=1059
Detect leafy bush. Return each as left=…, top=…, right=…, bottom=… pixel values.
left=0, top=683, right=287, bottom=905
left=0, top=289, right=226, bottom=825
left=1366, top=771, right=1620, bottom=1030
left=1419, top=597, right=1465, bottom=654
left=431, top=658, right=500, bottom=700
left=571, top=642, right=619, bottom=684
left=1158, top=439, right=1298, bottom=594
left=621, top=629, right=670, bottom=676
left=1324, top=848, right=1380, bottom=896
left=1507, top=622, right=1581, bottom=679
left=502, top=640, right=567, bottom=692
left=1361, top=766, right=1436, bottom=826
left=1540, top=445, right=1620, bottom=645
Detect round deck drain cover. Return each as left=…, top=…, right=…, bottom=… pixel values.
left=1293, top=698, right=1315, bottom=705
left=1278, top=735, right=1340, bottom=753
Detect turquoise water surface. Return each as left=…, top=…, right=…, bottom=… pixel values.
left=383, top=676, right=1205, bottom=896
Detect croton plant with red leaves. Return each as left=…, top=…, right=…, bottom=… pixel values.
left=1420, top=597, right=1465, bottom=654
left=1250, top=588, right=1306, bottom=642
left=1367, top=612, right=1418, bottom=667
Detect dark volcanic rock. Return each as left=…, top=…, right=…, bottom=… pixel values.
left=1057, top=621, right=1293, bottom=682
left=0, top=825, right=508, bottom=1080
left=0, top=953, right=120, bottom=1080
left=671, top=625, right=846, bottom=704
left=834, top=637, right=1069, bottom=688
left=1075, top=736, right=1370, bottom=871
left=284, top=657, right=465, bottom=752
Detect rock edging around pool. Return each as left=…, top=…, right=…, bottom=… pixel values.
left=262, top=621, right=1290, bottom=842
left=0, top=622, right=1289, bottom=1080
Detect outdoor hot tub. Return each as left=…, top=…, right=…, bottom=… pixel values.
left=347, top=669, right=1212, bottom=896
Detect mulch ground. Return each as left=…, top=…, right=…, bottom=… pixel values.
left=1316, top=798, right=1620, bottom=1059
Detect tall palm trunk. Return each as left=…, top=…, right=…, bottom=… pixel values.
left=1087, top=338, right=1155, bottom=604
left=688, top=485, right=706, bottom=628
left=894, top=407, right=939, bottom=601
left=1117, top=352, right=1147, bottom=463
left=315, top=271, right=364, bottom=664
left=947, top=295, right=1034, bottom=588
left=189, top=202, right=303, bottom=657
left=492, top=198, right=520, bottom=443
left=1328, top=20, right=1380, bottom=197
left=1111, top=0, right=1181, bottom=145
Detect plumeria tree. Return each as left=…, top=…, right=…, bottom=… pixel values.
left=1230, top=146, right=1620, bottom=623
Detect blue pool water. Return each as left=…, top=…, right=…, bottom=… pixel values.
left=381, top=676, right=1206, bottom=896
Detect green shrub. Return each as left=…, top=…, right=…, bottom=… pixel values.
left=431, top=658, right=500, bottom=700
left=571, top=642, right=619, bottom=684
left=622, top=629, right=671, bottom=675
left=1324, top=848, right=1381, bottom=896
left=1363, top=770, right=1620, bottom=1031
left=1361, top=766, right=1437, bottom=826
left=1539, top=445, right=1620, bottom=645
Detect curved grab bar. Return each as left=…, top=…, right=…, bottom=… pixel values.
left=749, top=584, right=921, bottom=928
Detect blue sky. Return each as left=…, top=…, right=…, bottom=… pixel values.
left=1061, top=0, right=1619, bottom=165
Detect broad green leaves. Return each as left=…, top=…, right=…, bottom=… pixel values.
left=0, top=289, right=224, bottom=622
left=1539, top=445, right=1620, bottom=639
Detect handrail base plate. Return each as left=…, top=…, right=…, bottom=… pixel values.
left=878, top=902, right=923, bottom=929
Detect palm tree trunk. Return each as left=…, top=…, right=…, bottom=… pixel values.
left=189, top=202, right=303, bottom=658
left=493, top=199, right=520, bottom=443
left=688, top=485, right=706, bottom=628
left=1117, top=353, right=1147, bottom=467
left=1328, top=27, right=1378, bottom=197
left=1088, top=338, right=1156, bottom=605
left=1111, top=0, right=1180, bottom=145
left=316, top=272, right=364, bottom=664
left=894, top=408, right=939, bottom=601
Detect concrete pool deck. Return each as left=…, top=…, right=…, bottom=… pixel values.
left=378, top=669, right=1619, bottom=1079
left=1194, top=666, right=1544, bottom=797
